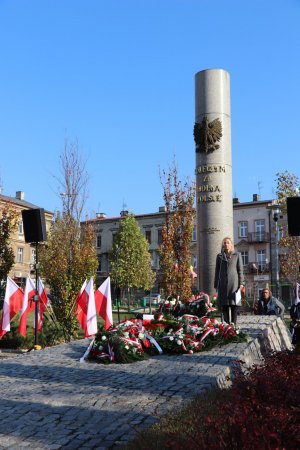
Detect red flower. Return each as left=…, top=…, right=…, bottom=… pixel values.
left=142, top=339, right=151, bottom=348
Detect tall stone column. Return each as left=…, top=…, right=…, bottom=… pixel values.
left=194, top=69, right=233, bottom=295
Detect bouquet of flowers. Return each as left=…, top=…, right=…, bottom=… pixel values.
left=86, top=312, right=246, bottom=364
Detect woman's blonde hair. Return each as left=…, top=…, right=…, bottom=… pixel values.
left=221, top=236, right=234, bottom=252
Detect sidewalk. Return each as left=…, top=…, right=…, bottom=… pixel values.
left=0, top=316, right=292, bottom=450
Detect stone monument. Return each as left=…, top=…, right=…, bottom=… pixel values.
left=194, top=69, right=233, bottom=295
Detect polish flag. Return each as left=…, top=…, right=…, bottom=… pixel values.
left=0, top=277, right=24, bottom=339
left=33, top=277, right=48, bottom=331
left=76, top=279, right=87, bottom=331
left=95, top=277, right=113, bottom=330
left=19, top=277, right=36, bottom=337
left=76, top=278, right=97, bottom=337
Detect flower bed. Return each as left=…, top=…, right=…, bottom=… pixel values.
left=87, top=313, right=247, bottom=364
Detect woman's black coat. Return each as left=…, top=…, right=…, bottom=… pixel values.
left=214, top=251, right=244, bottom=306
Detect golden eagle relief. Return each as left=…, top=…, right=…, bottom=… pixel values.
left=193, top=116, right=223, bottom=153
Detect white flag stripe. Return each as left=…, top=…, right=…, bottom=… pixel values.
left=86, top=277, right=97, bottom=336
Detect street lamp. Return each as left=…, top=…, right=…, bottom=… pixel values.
left=268, top=203, right=281, bottom=299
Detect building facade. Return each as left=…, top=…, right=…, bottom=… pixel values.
left=0, top=191, right=53, bottom=287
left=87, top=194, right=289, bottom=304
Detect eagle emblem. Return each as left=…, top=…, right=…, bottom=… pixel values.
left=193, top=116, right=223, bottom=153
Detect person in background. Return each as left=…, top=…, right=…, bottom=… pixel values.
left=290, top=283, right=300, bottom=345
left=214, top=237, right=245, bottom=326
left=256, top=287, right=285, bottom=319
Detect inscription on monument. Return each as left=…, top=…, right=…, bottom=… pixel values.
left=195, top=165, right=226, bottom=174
left=196, top=164, right=226, bottom=203
left=197, top=195, right=222, bottom=203
left=202, top=227, right=221, bottom=234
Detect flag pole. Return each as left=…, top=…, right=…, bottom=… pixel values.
left=33, top=242, right=40, bottom=348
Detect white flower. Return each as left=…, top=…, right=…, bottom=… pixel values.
left=169, top=336, right=174, bottom=341
left=98, top=345, right=103, bottom=351
left=138, top=332, right=145, bottom=340
left=101, top=336, right=107, bottom=341
left=123, top=332, right=129, bottom=338
left=125, top=345, right=129, bottom=350
left=170, top=300, right=176, bottom=306
left=177, top=340, right=182, bottom=345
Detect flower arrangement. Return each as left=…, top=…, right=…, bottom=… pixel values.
left=87, top=312, right=246, bottom=364
left=158, top=292, right=217, bottom=318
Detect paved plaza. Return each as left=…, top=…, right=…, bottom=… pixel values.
left=0, top=316, right=292, bottom=450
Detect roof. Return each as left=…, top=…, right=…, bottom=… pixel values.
left=0, top=193, right=53, bottom=214
left=233, top=199, right=273, bottom=208
left=84, top=198, right=275, bottom=224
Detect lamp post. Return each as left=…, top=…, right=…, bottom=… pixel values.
left=268, top=203, right=281, bottom=299
left=273, top=208, right=280, bottom=299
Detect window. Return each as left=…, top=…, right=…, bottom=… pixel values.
left=17, top=247, right=24, bottom=263
left=31, top=248, right=36, bottom=264
left=255, top=220, right=265, bottom=241
left=241, top=251, right=248, bottom=266
left=96, top=234, right=102, bottom=248
left=192, top=226, right=197, bottom=242
left=112, top=233, right=117, bottom=244
left=192, top=255, right=197, bottom=268
left=97, top=257, right=101, bottom=272
left=238, top=221, right=248, bottom=238
left=257, top=249, right=266, bottom=271
left=145, top=230, right=151, bottom=244
left=18, top=220, right=24, bottom=235
left=158, top=229, right=163, bottom=245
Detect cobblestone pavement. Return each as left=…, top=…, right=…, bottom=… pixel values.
left=0, top=316, right=292, bottom=450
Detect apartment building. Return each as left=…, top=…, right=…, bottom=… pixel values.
left=0, top=191, right=53, bottom=287
left=87, top=194, right=289, bottom=303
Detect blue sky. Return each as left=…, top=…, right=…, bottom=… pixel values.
left=1, top=0, right=299, bottom=218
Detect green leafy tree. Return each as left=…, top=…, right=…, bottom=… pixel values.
left=159, top=161, right=195, bottom=299
left=0, top=203, right=18, bottom=283
left=39, top=139, right=98, bottom=338
left=110, top=214, right=155, bottom=301
left=276, top=170, right=300, bottom=286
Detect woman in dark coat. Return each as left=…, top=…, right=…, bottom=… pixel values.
left=290, top=283, right=300, bottom=345
left=214, top=237, right=245, bottom=326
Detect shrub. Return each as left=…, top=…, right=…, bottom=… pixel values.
left=0, top=313, right=66, bottom=349
left=125, top=346, right=300, bottom=450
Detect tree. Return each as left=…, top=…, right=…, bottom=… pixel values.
left=275, top=170, right=300, bottom=287
left=159, top=161, right=195, bottom=299
left=39, top=139, right=98, bottom=338
left=0, top=203, right=18, bottom=282
left=56, top=138, right=88, bottom=222
left=110, top=214, right=155, bottom=301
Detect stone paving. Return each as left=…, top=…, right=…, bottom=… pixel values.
left=0, top=316, right=292, bottom=450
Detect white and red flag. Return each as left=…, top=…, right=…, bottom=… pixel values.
left=76, top=279, right=88, bottom=332
left=19, top=277, right=35, bottom=337
left=33, top=277, right=49, bottom=331
left=95, top=277, right=113, bottom=330
left=0, top=277, right=24, bottom=339
left=76, top=278, right=97, bottom=337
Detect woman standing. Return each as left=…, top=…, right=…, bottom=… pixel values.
left=290, top=283, right=300, bottom=345
left=214, top=237, right=245, bottom=326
